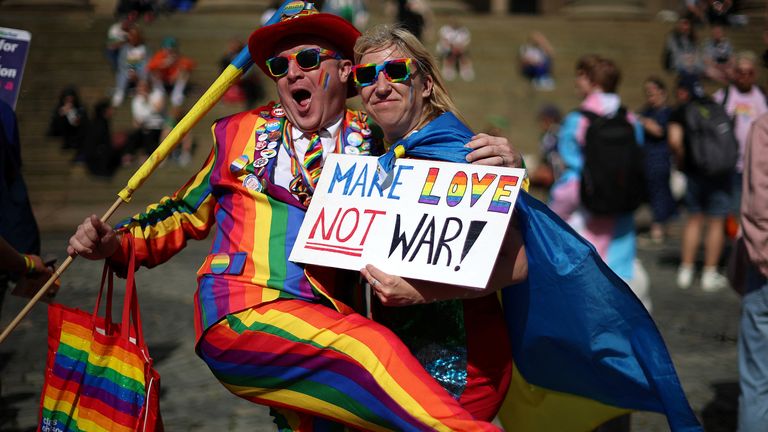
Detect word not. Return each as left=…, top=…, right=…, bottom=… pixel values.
left=419, top=168, right=519, bottom=214
left=306, top=206, right=387, bottom=256
left=389, top=213, right=487, bottom=271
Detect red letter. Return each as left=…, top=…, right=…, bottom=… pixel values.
left=359, top=209, right=387, bottom=245
left=335, top=208, right=360, bottom=243
left=309, top=207, right=341, bottom=240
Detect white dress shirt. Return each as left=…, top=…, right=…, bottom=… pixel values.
left=274, top=116, right=343, bottom=194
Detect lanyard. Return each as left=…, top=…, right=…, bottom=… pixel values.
left=281, top=120, right=343, bottom=193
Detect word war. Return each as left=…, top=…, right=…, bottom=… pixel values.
left=390, top=214, right=487, bottom=272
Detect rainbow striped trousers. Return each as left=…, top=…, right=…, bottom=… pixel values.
left=197, top=299, right=499, bottom=431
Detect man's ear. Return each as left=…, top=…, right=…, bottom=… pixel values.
left=338, top=59, right=353, bottom=82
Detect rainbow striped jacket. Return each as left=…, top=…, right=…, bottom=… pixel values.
left=112, top=103, right=376, bottom=341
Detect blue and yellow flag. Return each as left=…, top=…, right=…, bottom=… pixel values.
left=378, top=111, right=702, bottom=432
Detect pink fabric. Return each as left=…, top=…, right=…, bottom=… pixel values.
left=549, top=178, right=580, bottom=220
left=714, top=86, right=768, bottom=172
left=582, top=216, right=617, bottom=259
left=741, top=113, right=768, bottom=277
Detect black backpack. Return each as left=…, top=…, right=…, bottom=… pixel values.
left=579, top=108, right=646, bottom=215
left=684, top=99, right=738, bottom=176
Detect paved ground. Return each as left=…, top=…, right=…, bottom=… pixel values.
left=1, top=221, right=741, bottom=431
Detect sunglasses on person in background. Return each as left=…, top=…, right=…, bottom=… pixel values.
left=266, top=48, right=341, bottom=77
left=352, top=58, right=415, bottom=87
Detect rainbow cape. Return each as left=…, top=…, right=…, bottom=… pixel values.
left=379, top=112, right=702, bottom=431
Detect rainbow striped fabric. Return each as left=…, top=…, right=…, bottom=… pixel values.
left=39, top=304, right=159, bottom=432
left=198, top=299, right=499, bottom=431
left=112, top=105, right=372, bottom=342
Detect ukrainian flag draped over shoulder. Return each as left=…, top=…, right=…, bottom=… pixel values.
left=377, top=112, right=702, bottom=432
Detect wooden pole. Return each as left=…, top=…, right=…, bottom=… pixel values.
left=0, top=197, right=123, bottom=344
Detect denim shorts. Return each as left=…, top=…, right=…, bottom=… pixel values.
left=684, top=172, right=733, bottom=216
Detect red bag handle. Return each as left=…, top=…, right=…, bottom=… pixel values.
left=92, top=260, right=115, bottom=335
left=120, top=235, right=145, bottom=348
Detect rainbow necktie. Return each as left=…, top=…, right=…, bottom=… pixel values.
left=288, top=132, right=323, bottom=205
left=303, top=132, right=323, bottom=190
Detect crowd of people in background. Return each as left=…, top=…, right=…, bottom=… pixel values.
left=531, top=8, right=766, bottom=296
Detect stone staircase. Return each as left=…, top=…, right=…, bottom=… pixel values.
left=0, top=8, right=763, bottom=231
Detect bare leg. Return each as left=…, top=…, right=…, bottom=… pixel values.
left=703, top=216, right=725, bottom=268
left=681, top=213, right=704, bottom=266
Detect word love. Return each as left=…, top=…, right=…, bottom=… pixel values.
left=327, top=162, right=519, bottom=214
left=419, top=168, right=519, bottom=214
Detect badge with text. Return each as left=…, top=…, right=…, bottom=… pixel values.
left=0, top=27, right=31, bottom=109
left=289, top=154, right=524, bottom=289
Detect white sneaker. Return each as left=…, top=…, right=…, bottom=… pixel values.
left=701, top=269, right=728, bottom=292
left=677, top=266, right=694, bottom=290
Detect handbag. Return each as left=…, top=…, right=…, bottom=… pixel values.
left=38, top=238, right=163, bottom=431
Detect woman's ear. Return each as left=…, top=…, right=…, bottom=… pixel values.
left=422, top=74, right=434, bottom=98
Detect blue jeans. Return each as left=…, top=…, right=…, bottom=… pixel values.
left=739, top=265, right=768, bottom=432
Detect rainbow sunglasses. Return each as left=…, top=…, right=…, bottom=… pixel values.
left=266, top=48, right=341, bottom=78
left=352, top=58, right=414, bottom=87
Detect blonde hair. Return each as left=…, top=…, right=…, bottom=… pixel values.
left=354, top=24, right=466, bottom=131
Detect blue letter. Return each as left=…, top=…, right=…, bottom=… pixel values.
left=387, top=165, right=413, bottom=200
left=328, top=162, right=356, bottom=195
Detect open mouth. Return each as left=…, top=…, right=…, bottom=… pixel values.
left=292, top=89, right=312, bottom=108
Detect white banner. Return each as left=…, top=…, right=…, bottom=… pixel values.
left=289, top=154, right=525, bottom=288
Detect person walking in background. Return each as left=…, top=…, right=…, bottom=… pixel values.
left=735, top=113, right=768, bottom=432
left=550, top=54, right=650, bottom=313
left=519, top=31, right=555, bottom=91
left=668, top=75, right=735, bottom=292
left=713, top=52, right=768, bottom=219
left=638, top=76, right=676, bottom=244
